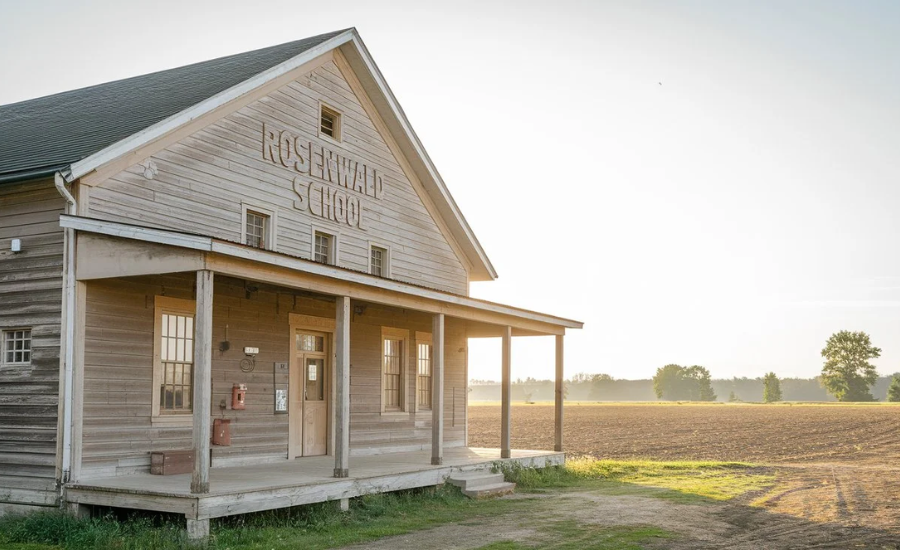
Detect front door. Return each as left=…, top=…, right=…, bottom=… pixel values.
left=291, top=331, right=329, bottom=457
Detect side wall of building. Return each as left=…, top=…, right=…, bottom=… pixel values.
left=81, top=274, right=467, bottom=478
left=0, top=179, right=65, bottom=507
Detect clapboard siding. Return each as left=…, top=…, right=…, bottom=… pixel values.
left=81, top=274, right=466, bottom=477
left=0, top=179, right=64, bottom=506
left=87, top=59, right=469, bottom=295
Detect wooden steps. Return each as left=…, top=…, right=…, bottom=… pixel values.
left=447, top=471, right=515, bottom=499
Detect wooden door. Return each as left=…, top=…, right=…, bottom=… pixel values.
left=290, top=330, right=328, bottom=458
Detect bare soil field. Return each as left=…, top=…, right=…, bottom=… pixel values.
left=469, top=403, right=900, bottom=464
left=467, top=403, right=900, bottom=546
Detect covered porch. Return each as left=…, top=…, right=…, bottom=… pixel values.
left=59, top=215, right=581, bottom=538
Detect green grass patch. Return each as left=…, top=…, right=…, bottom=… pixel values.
left=497, top=458, right=775, bottom=502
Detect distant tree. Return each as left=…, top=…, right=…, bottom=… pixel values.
left=728, top=391, right=740, bottom=403
left=820, top=330, right=880, bottom=402
left=653, top=364, right=716, bottom=401
left=588, top=373, right=615, bottom=400
left=887, top=374, right=900, bottom=403
left=763, top=372, right=782, bottom=403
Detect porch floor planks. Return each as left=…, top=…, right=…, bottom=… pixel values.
left=65, top=447, right=563, bottom=520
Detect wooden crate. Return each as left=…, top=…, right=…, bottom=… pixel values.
left=150, top=450, right=194, bottom=475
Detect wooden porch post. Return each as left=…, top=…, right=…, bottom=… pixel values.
left=334, top=296, right=351, bottom=478
left=554, top=334, right=564, bottom=452
left=431, top=313, right=445, bottom=465
left=191, top=270, right=213, bottom=494
left=500, top=325, right=512, bottom=459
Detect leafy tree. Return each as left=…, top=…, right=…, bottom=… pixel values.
left=887, top=374, right=900, bottom=402
left=820, top=330, right=880, bottom=402
left=762, top=372, right=782, bottom=403
left=728, top=391, right=740, bottom=403
left=653, top=364, right=716, bottom=401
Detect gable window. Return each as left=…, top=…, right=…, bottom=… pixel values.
left=245, top=211, right=268, bottom=249
left=370, top=245, right=387, bottom=277
left=242, top=203, right=276, bottom=251
left=319, top=104, right=341, bottom=142
left=314, top=231, right=335, bottom=265
left=153, top=297, right=195, bottom=422
left=381, top=327, right=409, bottom=413
left=2, top=329, right=31, bottom=366
left=417, top=340, right=433, bottom=410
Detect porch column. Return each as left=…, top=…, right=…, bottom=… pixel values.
left=554, top=334, right=564, bottom=452
left=500, top=325, right=512, bottom=459
left=431, top=313, right=445, bottom=465
left=334, top=296, right=351, bottom=478
left=191, top=270, right=213, bottom=494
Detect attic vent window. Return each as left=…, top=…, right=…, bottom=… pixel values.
left=320, top=105, right=341, bottom=141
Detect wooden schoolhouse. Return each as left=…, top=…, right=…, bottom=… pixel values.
left=0, top=28, right=582, bottom=538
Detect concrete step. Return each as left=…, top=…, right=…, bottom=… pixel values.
left=462, top=481, right=517, bottom=499
left=447, top=471, right=505, bottom=491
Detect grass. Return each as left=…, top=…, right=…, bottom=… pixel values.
left=497, top=458, right=775, bottom=502
left=0, top=459, right=772, bottom=549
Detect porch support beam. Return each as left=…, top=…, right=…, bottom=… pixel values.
left=191, top=270, right=214, bottom=494
left=554, top=334, right=564, bottom=452
left=500, top=325, right=512, bottom=459
left=431, top=313, right=445, bottom=465
left=334, top=296, right=351, bottom=478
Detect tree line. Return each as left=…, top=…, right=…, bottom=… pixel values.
left=469, top=330, right=900, bottom=403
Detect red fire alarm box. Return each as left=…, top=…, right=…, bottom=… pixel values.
left=232, top=383, right=247, bottom=410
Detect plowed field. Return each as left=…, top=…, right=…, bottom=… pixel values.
left=468, top=403, right=900, bottom=464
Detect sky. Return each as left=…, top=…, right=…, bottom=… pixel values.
left=2, top=0, right=900, bottom=382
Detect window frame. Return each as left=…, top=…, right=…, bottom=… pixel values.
left=415, top=332, right=433, bottom=411
left=381, top=327, right=410, bottom=414
left=368, top=242, right=391, bottom=278
left=311, top=226, right=339, bottom=266
left=1, top=328, right=32, bottom=367
left=241, top=202, right=277, bottom=251
left=318, top=102, right=342, bottom=143
left=152, top=296, right=196, bottom=426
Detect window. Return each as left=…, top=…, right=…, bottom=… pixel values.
left=381, top=327, right=409, bottom=413
left=370, top=246, right=386, bottom=277
left=245, top=210, right=268, bottom=249
left=153, top=297, right=195, bottom=421
left=242, top=203, right=276, bottom=251
left=383, top=338, right=402, bottom=411
left=2, top=329, right=31, bottom=365
left=319, top=104, right=341, bottom=141
left=314, top=231, right=333, bottom=264
left=417, top=342, right=432, bottom=409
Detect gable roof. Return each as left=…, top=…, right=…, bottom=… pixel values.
left=0, top=28, right=497, bottom=281
left=0, top=30, right=346, bottom=183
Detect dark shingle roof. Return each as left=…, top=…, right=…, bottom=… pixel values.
left=0, top=29, right=349, bottom=183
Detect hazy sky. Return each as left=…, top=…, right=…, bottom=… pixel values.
left=3, top=1, right=899, bottom=382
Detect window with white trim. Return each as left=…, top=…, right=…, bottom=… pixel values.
left=314, top=231, right=333, bottom=265
left=2, top=329, right=31, bottom=366
left=245, top=210, right=269, bottom=249
left=417, top=341, right=432, bottom=410
left=381, top=327, right=409, bottom=413
left=370, top=245, right=387, bottom=277
left=319, top=104, right=341, bottom=142
left=153, top=297, right=195, bottom=420
left=242, top=203, right=276, bottom=251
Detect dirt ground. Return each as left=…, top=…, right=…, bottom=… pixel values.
left=342, top=404, right=900, bottom=549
